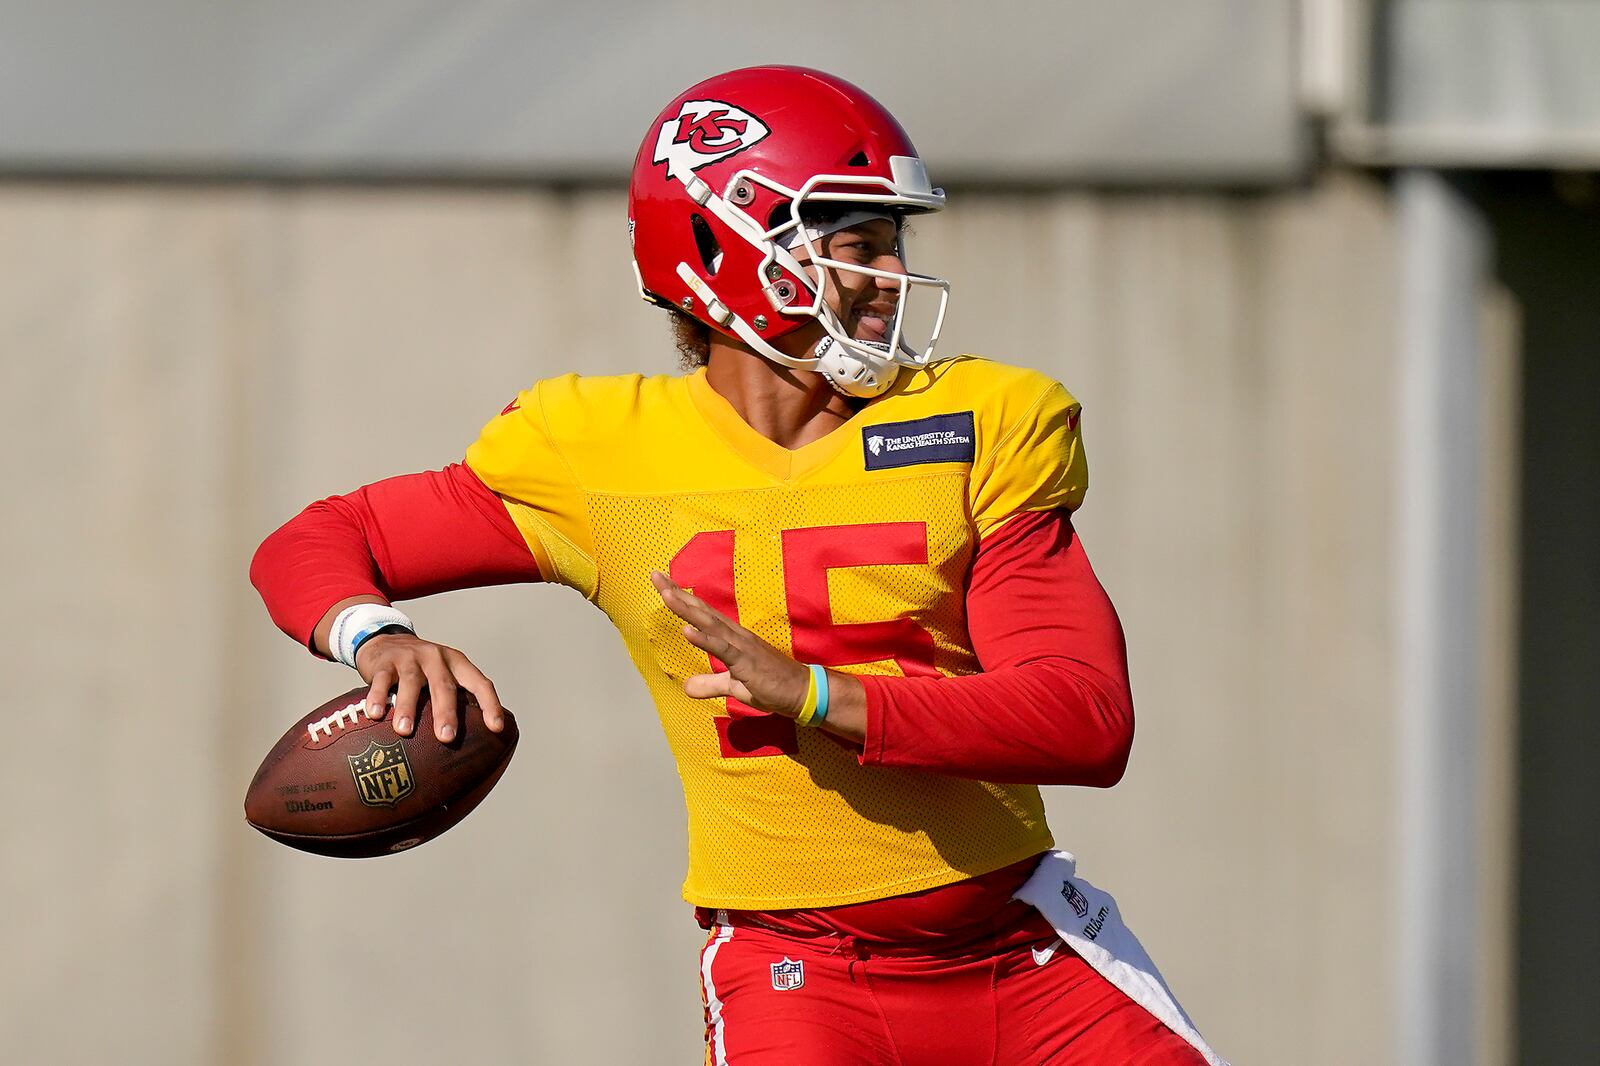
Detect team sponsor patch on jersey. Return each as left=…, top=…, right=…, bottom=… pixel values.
left=862, top=412, right=976, bottom=470
left=769, top=957, right=805, bottom=991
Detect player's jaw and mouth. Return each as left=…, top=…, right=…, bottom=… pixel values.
left=848, top=297, right=898, bottom=342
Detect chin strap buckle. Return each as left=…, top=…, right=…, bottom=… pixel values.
left=814, top=337, right=897, bottom=398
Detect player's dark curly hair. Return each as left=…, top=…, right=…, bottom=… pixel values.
left=670, top=310, right=711, bottom=370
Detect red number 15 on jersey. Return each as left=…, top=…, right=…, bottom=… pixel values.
left=670, top=522, right=940, bottom=759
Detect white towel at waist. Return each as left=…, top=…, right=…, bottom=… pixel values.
left=1013, top=850, right=1228, bottom=1066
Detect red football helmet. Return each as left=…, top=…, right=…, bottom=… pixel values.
left=627, top=66, right=950, bottom=396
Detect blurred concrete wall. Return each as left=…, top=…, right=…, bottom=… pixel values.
left=0, top=177, right=1515, bottom=1065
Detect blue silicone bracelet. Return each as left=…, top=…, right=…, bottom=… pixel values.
left=808, top=664, right=830, bottom=725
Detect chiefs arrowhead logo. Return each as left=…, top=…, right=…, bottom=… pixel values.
left=653, top=99, right=769, bottom=179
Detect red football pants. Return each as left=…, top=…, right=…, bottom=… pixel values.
left=697, top=905, right=1206, bottom=1065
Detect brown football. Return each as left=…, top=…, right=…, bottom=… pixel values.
left=244, top=686, right=518, bottom=858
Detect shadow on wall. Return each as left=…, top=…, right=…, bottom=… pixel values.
left=1480, top=170, right=1600, bottom=1066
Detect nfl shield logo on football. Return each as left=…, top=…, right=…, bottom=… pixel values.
left=769, top=957, right=805, bottom=991
left=1061, top=879, right=1090, bottom=919
left=347, top=739, right=416, bottom=808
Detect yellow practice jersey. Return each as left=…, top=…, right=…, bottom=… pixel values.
left=465, top=355, right=1088, bottom=909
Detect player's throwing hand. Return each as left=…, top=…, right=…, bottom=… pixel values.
left=356, top=632, right=506, bottom=743
left=650, top=570, right=811, bottom=717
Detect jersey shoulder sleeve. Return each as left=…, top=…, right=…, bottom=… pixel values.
left=946, top=357, right=1088, bottom=539
left=465, top=372, right=653, bottom=596
left=466, top=377, right=575, bottom=513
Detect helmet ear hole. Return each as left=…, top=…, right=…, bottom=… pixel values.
left=689, top=213, right=723, bottom=275
left=847, top=150, right=870, bottom=167
left=766, top=202, right=795, bottom=235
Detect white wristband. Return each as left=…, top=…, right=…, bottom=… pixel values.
left=329, top=604, right=415, bottom=669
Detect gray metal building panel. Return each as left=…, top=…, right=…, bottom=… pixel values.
left=0, top=0, right=1305, bottom=182
left=1339, top=0, right=1600, bottom=166
left=1384, top=0, right=1600, bottom=135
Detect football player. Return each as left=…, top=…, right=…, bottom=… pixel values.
left=252, top=66, right=1224, bottom=1065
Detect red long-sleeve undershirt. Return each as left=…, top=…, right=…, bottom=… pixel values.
left=250, top=464, right=541, bottom=651
left=860, top=505, right=1133, bottom=786
left=249, top=465, right=1133, bottom=787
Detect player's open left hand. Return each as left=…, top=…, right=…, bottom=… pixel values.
left=355, top=632, right=506, bottom=743
left=651, top=570, right=810, bottom=717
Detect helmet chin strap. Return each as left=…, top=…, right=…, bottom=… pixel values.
left=812, top=335, right=898, bottom=398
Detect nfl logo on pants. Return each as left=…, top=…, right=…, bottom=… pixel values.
left=770, top=957, right=805, bottom=991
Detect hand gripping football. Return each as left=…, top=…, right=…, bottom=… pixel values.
left=244, top=686, right=518, bottom=858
